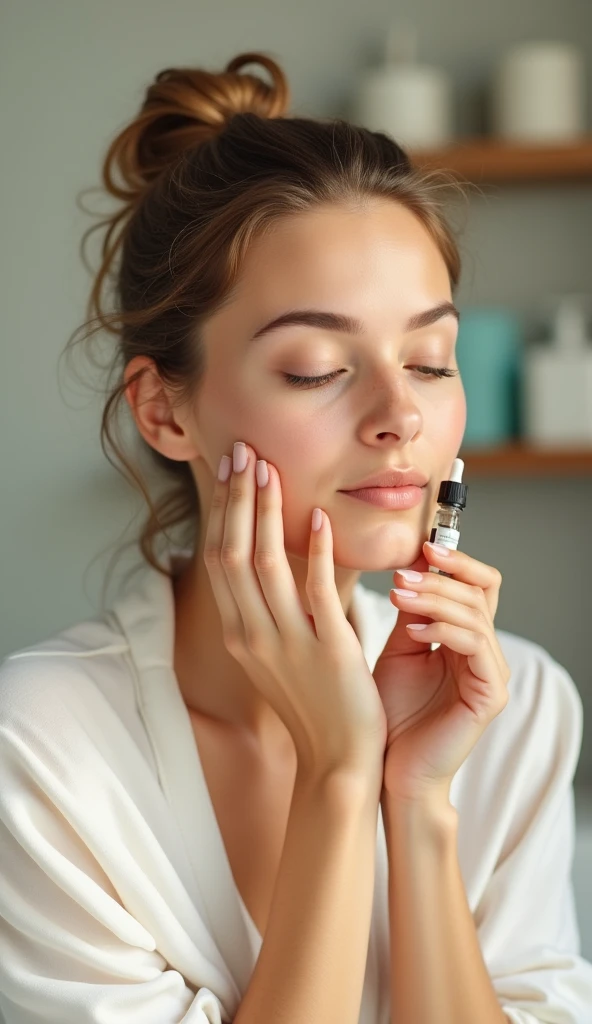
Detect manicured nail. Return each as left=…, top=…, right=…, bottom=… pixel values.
left=233, top=442, right=248, bottom=473
left=218, top=455, right=232, bottom=482
left=391, top=587, right=419, bottom=598
left=407, top=623, right=428, bottom=630
left=396, top=568, right=423, bottom=583
left=312, top=508, right=322, bottom=531
left=426, top=541, right=450, bottom=556
left=256, top=460, right=269, bottom=487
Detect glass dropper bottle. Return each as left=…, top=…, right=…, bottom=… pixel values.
left=428, top=457, right=468, bottom=580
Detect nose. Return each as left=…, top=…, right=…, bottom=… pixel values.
left=376, top=371, right=422, bottom=435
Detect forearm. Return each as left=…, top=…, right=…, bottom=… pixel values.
left=381, top=790, right=508, bottom=1024
left=234, top=766, right=382, bottom=1024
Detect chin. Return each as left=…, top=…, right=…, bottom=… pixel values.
left=284, top=509, right=428, bottom=570
left=332, top=530, right=426, bottom=573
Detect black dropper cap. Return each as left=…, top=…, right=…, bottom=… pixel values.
left=437, top=457, right=468, bottom=509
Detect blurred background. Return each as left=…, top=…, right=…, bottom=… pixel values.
left=1, top=0, right=591, bottom=955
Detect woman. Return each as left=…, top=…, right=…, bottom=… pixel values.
left=0, top=52, right=590, bottom=1024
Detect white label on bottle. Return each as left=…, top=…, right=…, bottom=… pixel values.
left=433, top=526, right=459, bottom=549
left=428, top=526, right=460, bottom=578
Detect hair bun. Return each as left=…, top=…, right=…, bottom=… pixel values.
left=102, top=52, right=291, bottom=203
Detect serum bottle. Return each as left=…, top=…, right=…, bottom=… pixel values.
left=428, top=458, right=468, bottom=577
left=428, top=458, right=468, bottom=649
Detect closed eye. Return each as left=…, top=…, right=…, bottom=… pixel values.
left=282, top=367, right=459, bottom=389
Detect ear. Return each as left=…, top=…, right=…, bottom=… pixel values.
left=123, top=356, right=199, bottom=463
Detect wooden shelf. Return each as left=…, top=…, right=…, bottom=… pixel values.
left=459, top=442, right=592, bottom=475
left=408, top=137, right=592, bottom=183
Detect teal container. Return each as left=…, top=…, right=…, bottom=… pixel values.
left=455, top=308, right=522, bottom=446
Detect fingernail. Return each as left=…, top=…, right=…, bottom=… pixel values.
left=233, top=442, right=248, bottom=473
left=426, top=541, right=450, bottom=556
left=407, top=623, right=428, bottom=630
left=391, top=586, right=419, bottom=598
left=396, top=568, right=423, bottom=582
left=256, top=460, right=269, bottom=487
left=312, top=508, right=322, bottom=531
left=218, top=455, right=232, bottom=482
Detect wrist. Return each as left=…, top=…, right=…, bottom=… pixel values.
left=297, top=759, right=383, bottom=804
left=381, top=786, right=458, bottom=837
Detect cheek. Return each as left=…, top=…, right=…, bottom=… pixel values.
left=266, top=412, right=338, bottom=459
left=228, top=381, right=340, bottom=479
left=427, top=387, right=466, bottom=451
left=452, top=392, right=468, bottom=447
left=200, top=380, right=333, bottom=525
left=249, top=412, right=340, bottom=555
left=447, top=401, right=467, bottom=450
left=257, top=417, right=330, bottom=509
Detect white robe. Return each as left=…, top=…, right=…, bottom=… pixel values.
left=0, top=546, right=590, bottom=1023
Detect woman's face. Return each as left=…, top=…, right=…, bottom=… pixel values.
left=189, top=199, right=466, bottom=573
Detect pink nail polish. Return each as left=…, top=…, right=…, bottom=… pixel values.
left=426, top=541, right=450, bottom=556
left=256, top=460, right=269, bottom=487
left=311, top=508, right=322, bottom=531
left=217, top=455, right=231, bottom=482
left=233, top=442, right=248, bottom=473
left=396, top=568, right=423, bottom=582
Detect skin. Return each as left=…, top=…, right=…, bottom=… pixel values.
left=123, top=198, right=466, bottom=761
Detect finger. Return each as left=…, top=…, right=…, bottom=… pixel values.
left=393, top=568, right=508, bottom=674
left=394, top=568, right=492, bottom=624
left=423, top=540, right=503, bottom=620
left=305, top=506, right=350, bottom=646
left=202, top=452, right=246, bottom=646
left=390, top=586, right=491, bottom=637
left=393, top=582, right=509, bottom=682
left=253, top=459, right=313, bottom=639
left=221, top=443, right=280, bottom=649
left=403, top=621, right=508, bottom=714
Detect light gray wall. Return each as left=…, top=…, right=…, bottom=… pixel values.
left=2, top=0, right=591, bottom=783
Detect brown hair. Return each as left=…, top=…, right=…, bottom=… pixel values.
left=62, top=51, right=469, bottom=596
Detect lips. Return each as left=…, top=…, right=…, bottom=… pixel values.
left=341, top=467, right=429, bottom=490
left=340, top=485, right=425, bottom=510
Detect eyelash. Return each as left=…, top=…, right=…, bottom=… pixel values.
left=282, top=367, right=460, bottom=389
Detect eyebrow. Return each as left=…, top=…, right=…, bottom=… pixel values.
left=249, top=301, right=460, bottom=343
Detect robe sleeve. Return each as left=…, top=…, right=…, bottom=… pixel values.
left=475, top=644, right=592, bottom=1023
left=0, top=660, right=235, bottom=1024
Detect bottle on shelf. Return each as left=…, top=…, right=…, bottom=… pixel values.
left=522, top=293, right=592, bottom=447
left=350, top=18, right=453, bottom=151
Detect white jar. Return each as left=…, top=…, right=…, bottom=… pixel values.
left=351, top=20, right=454, bottom=150
left=491, top=41, right=586, bottom=143
left=522, top=295, right=592, bottom=446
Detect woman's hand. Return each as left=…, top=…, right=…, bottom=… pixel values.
left=203, top=442, right=388, bottom=782
left=372, top=540, right=511, bottom=804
